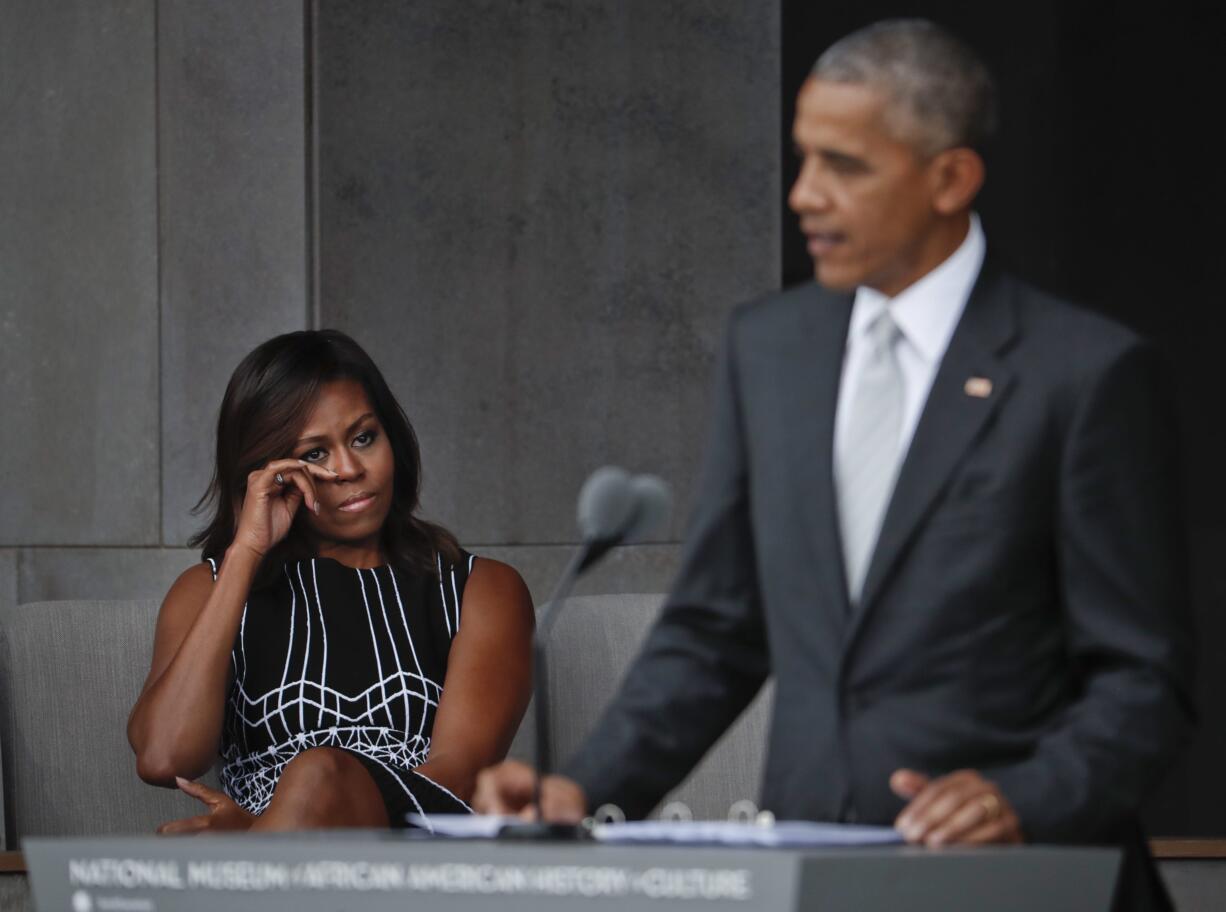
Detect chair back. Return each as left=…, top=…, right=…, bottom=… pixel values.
left=508, top=593, right=772, bottom=820
left=0, top=600, right=214, bottom=846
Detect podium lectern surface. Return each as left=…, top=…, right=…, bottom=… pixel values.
left=24, top=833, right=1120, bottom=912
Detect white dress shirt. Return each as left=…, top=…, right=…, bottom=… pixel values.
left=834, top=214, right=987, bottom=466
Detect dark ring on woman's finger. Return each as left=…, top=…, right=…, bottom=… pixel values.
left=274, top=472, right=285, bottom=486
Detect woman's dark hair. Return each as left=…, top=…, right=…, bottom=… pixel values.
left=189, top=330, right=459, bottom=580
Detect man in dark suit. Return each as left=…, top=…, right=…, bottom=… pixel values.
left=475, top=19, right=1193, bottom=910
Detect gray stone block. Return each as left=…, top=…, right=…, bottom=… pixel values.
left=316, top=0, right=780, bottom=545
left=475, top=543, right=680, bottom=607
left=0, top=551, right=15, bottom=614
left=157, top=0, right=309, bottom=545
left=0, top=0, right=159, bottom=546
left=17, top=548, right=196, bottom=605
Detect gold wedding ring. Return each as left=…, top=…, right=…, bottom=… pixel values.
left=978, top=793, right=1001, bottom=821
left=274, top=472, right=285, bottom=486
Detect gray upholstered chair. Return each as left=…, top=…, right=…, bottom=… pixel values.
left=0, top=594, right=771, bottom=846
left=509, top=593, right=773, bottom=821
left=0, top=600, right=212, bottom=846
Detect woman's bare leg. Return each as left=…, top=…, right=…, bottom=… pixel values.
left=249, top=747, right=389, bottom=830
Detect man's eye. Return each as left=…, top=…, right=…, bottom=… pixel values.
left=301, top=448, right=326, bottom=462
left=827, top=157, right=868, bottom=175
left=353, top=430, right=376, bottom=447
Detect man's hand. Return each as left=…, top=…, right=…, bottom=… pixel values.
left=157, top=777, right=255, bottom=834
left=891, top=768, right=1023, bottom=846
left=472, top=759, right=588, bottom=823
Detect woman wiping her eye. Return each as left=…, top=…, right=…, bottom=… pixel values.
left=127, top=330, right=533, bottom=832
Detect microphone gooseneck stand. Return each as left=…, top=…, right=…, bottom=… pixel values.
left=496, top=466, right=670, bottom=842
left=497, top=539, right=611, bottom=841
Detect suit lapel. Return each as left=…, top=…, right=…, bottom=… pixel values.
left=846, top=262, right=1019, bottom=647
left=790, top=288, right=855, bottom=624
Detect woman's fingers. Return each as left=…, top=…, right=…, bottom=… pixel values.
left=257, top=458, right=310, bottom=481
left=299, top=462, right=340, bottom=482
left=157, top=814, right=211, bottom=835
left=286, top=468, right=320, bottom=515
left=234, top=458, right=337, bottom=555
left=258, top=459, right=332, bottom=514
left=175, top=776, right=223, bottom=806
left=262, top=459, right=337, bottom=482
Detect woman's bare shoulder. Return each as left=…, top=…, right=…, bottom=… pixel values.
left=161, top=561, right=215, bottom=613
left=465, top=557, right=531, bottom=602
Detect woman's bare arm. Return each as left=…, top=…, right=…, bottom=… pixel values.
left=414, top=558, right=535, bottom=803
left=126, top=546, right=260, bottom=785
left=127, top=458, right=332, bottom=786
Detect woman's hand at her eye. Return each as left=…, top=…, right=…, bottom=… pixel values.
left=230, top=459, right=338, bottom=559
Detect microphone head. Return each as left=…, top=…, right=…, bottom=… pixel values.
left=576, top=466, right=637, bottom=542
left=623, top=474, right=672, bottom=543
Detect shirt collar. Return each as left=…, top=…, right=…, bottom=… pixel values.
left=850, top=213, right=986, bottom=363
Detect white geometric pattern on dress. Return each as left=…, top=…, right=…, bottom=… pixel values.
left=219, top=558, right=457, bottom=815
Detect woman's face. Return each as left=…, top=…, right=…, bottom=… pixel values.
left=292, top=378, right=396, bottom=552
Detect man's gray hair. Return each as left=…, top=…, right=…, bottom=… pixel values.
left=812, top=19, right=998, bottom=156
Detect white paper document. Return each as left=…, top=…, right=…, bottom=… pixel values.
left=593, top=820, right=903, bottom=847
left=409, top=815, right=903, bottom=847
left=406, top=814, right=514, bottom=837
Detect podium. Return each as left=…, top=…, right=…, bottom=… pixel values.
left=24, top=834, right=1120, bottom=911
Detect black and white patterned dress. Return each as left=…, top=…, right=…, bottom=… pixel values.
left=206, top=552, right=475, bottom=826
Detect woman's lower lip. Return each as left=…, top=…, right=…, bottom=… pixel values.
left=337, top=494, right=376, bottom=513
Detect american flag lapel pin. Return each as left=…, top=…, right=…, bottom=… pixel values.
left=964, top=376, right=993, bottom=398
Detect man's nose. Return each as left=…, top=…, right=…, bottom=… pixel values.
left=788, top=161, right=830, bottom=214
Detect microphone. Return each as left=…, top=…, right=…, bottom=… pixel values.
left=622, top=473, right=672, bottom=546
left=575, top=465, right=638, bottom=547
left=499, top=466, right=671, bottom=840
left=571, top=467, right=671, bottom=585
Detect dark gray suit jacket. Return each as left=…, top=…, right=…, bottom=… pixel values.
left=567, top=261, right=1194, bottom=903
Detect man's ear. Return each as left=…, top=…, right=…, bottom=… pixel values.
left=929, top=147, right=985, bottom=215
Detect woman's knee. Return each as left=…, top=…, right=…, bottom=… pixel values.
left=280, top=747, right=360, bottom=787
left=270, top=748, right=387, bottom=825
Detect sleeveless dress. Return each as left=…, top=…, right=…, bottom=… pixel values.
left=206, top=552, right=475, bottom=826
